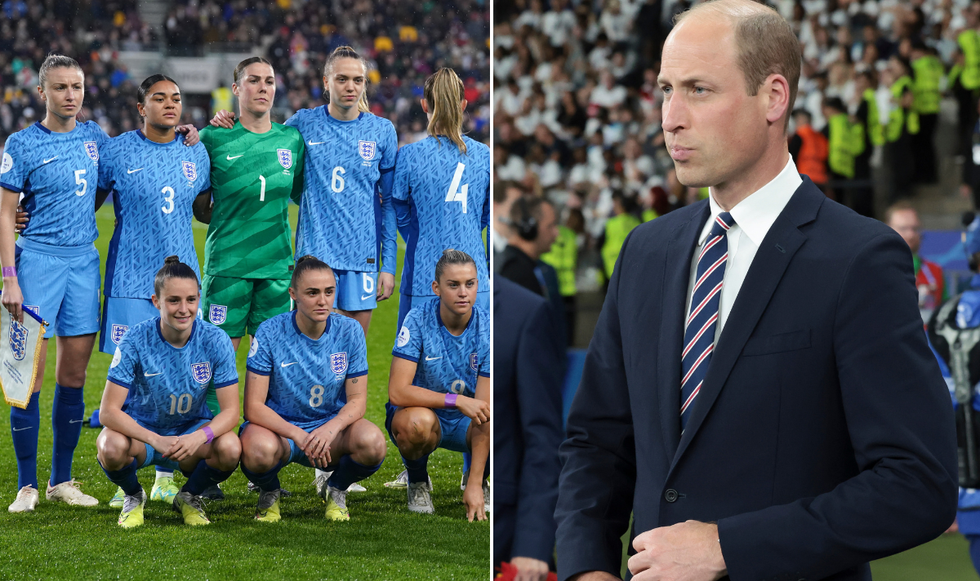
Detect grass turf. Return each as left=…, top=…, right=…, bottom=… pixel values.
left=0, top=205, right=489, bottom=580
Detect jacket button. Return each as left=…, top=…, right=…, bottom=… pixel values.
left=664, top=489, right=678, bottom=502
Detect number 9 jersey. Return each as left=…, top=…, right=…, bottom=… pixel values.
left=246, top=311, right=368, bottom=429
left=106, top=318, right=238, bottom=436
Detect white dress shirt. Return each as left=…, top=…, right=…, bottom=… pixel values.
left=685, top=158, right=803, bottom=338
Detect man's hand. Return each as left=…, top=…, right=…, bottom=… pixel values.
left=509, top=557, right=550, bottom=581
left=627, top=521, right=727, bottom=581
left=176, top=124, right=201, bottom=146
left=377, top=272, right=395, bottom=301
left=568, top=572, right=619, bottom=581
left=210, top=109, right=236, bottom=129
left=463, top=483, right=486, bottom=522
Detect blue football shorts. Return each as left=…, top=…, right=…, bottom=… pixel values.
left=239, top=415, right=341, bottom=469
left=99, top=297, right=157, bottom=354
left=137, top=417, right=211, bottom=471
left=14, top=237, right=100, bottom=339
left=334, top=270, right=379, bottom=312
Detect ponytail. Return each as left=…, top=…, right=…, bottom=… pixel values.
left=423, top=68, right=467, bottom=154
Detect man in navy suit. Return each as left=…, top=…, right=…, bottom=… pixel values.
left=554, top=1, right=958, bottom=580
left=495, top=276, right=565, bottom=579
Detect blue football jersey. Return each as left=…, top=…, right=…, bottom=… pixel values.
left=285, top=107, right=397, bottom=273
left=100, top=131, right=211, bottom=298
left=0, top=121, right=107, bottom=246
left=247, top=311, right=368, bottom=429
left=392, top=298, right=490, bottom=421
left=107, top=318, right=238, bottom=436
left=393, top=136, right=490, bottom=297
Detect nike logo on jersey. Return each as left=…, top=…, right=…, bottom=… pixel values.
left=127, top=168, right=143, bottom=174
left=144, top=372, right=162, bottom=377
left=42, top=157, right=58, bottom=164
left=226, top=154, right=243, bottom=160
left=281, top=362, right=298, bottom=368
left=425, top=356, right=442, bottom=361
left=308, top=140, right=324, bottom=145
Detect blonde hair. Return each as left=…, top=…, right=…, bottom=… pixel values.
left=424, top=68, right=467, bottom=154
left=676, top=0, right=801, bottom=129
left=324, top=46, right=371, bottom=113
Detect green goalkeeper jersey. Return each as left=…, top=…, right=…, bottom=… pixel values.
left=199, top=121, right=305, bottom=279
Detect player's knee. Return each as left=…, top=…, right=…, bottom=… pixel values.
left=211, top=433, right=241, bottom=470
left=241, top=434, right=280, bottom=471
left=352, top=425, right=386, bottom=464
left=97, top=432, right=130, bottom=468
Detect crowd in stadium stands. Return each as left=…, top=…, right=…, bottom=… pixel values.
left=0, top=0, right=490, bottom=146
left=492, top=0, right=980, bottom=311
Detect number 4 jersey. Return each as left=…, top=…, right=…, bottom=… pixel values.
left=99, top=130, right=211, bottom=298
left=107, top=318, right=238, bottom=436
left=199, top=122, right=305, bottom=280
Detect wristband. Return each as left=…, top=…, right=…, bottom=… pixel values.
left=445, top=393, right=458, bottom=409
left=201, top=426, right=214, bottom=444
left=2, top=266, right=14, bottom=278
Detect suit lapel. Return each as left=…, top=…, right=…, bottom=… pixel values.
left=672, top=179, right=823, bottom=464
left=657, top=204, right=710, bottom=458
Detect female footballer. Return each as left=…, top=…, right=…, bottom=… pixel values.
left=96, top=257, right=241, bottom=528
left=387, top=250, right=490, bottom=521
left=238, top=256, right=386, bottom=522
left=0, top=55, right=109, bottom=512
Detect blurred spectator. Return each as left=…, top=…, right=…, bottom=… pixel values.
left=886, top=201, right=946, bottom=323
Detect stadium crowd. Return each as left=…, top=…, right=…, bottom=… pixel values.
left=0, top=0, right=490, bottom=146
left=492, top=0, right=980, bottom=310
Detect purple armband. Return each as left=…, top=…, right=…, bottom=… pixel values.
left=2, top=266, right=15, bottom=278
left=445, top=393, right=458, bottom=409
left=201, top=426, right=214, bottom=444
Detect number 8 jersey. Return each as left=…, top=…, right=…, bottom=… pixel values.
left=246, top=311, right=368, bottom=429
left=107, top=318, right=238, bottom=436
left=0, top=121, right=108, bottom=246
left=99, top=130, right=211, bottom=298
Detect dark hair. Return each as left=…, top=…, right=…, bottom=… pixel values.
left=323, top=46, right=370, bottom=113
left=153, top=255, right=199, bottom=296
left=290, top=255, right=334, bottom=289
left=38, top=54, right=82, bottom=89
left=434, top=249, right=476, bottom=282
left=233, top=56, right=273, bottom=85
left=137, top=74, right=179, bottom=120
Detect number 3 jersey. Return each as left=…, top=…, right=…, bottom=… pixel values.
left=107, top=318, right=238, bottom=436
left=392, top=298, right=490, bottom=421
left=285, top=107, right=398, bottom=274
left=199, top=122, right=305, bottom=280
left=393, top=135, right=490, bottom=297
left=99, top=130, right=211, bottom=298
left=246, top=311, right=368, bottom=429
left=0, top=121, right=108, bottom=247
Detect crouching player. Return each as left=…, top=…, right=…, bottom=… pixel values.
left=95, top=257, right=241, bottom=527
left=387, top=250, right=490, bottom=521
left=239, top=256, right=386, bottom=522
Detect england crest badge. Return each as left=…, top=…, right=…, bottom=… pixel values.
left=191, top=362, right=212, bottom=384
left=9, top=320, right=28, bottom=362
left=181, top=161, right=197, bottom=182
left=330, top=352, right=348, bottom=377
left=209, top=304, right=227, bottom=324
left=469, top=352, right=478, bottom=372
left=358, top=140, right=376, bottom=161
left=111, top=324, right=129, bottom=345
left=277, top=148, right=293, bottom=169
left=1, top=305, right=47, bottom=409
left=83, top=141, right=99, bottom=162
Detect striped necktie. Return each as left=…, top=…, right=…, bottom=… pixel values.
left=680, top=211, right=735, bottom=430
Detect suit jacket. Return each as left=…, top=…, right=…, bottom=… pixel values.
left=494, top=276, right=566, bottom=566
left=555, top=178, right=957, bottom=581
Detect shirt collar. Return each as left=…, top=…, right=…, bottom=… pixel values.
left=699, top=157, right=803, bottom=246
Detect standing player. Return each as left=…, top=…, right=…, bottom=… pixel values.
left=389, top=68, right=490, bottom=490
left=239, top=256, right=386, bottom=522
left=0, top=55, right=106, bottom=512
left=194, top=57, right=305, bottom=355
left=96, top=257, right=241, bottom=527
left=387, top=250, right=490, bottom=521
left=98, top=74, right=211, bottom=507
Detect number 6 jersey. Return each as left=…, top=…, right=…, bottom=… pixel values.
left=99, top=130, right=211, bottom=298
left=246, top=311, right=368, bottom=429
left=107, top=318, right=238, bottom=435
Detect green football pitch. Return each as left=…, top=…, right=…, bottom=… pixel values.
left=0, top=205, right=489, bottom=580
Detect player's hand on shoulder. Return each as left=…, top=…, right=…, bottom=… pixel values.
left=210, top=109, right=236, bottom=129
left=378, top=272, right=396, bottom=301
left=456, top=396, right=490, bottom=425
left=15, top=204, right=28, bottom=233
left=463, top=484, right=486, bottom=522
left=176, top=124, right=201, bottom=146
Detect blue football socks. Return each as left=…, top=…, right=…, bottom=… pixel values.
left=101, top=458, right=142, bottom=497
left=404, top=453, right=430, bottom=485
left=328, top=455, right=382, bottom=491
left=10, top=391, right=40, bottom=490
left=241, top=461, right=283, bottom=493
left=182, top=460, right=234, bottom=496
left=51, top=383, right=84, bottom=486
